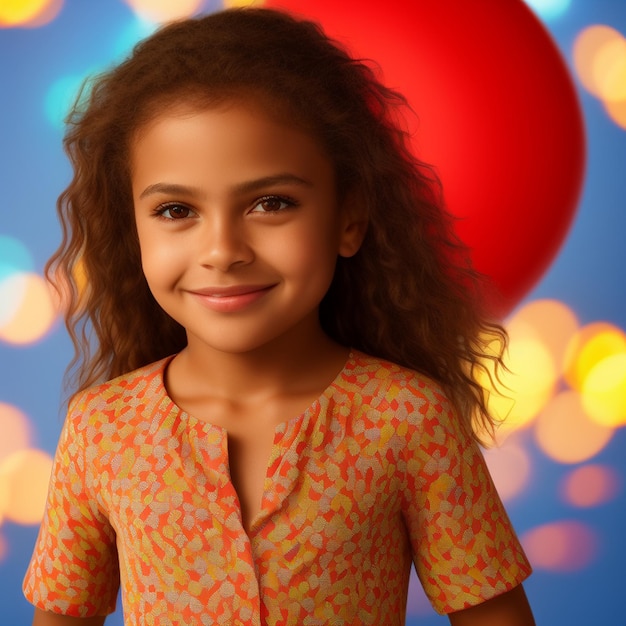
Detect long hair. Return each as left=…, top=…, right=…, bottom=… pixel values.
left=48, top=7, right=506, bottom=442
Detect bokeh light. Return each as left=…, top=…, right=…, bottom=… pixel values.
left=44, top=73, right=90, bottom=130
left=0, top=403, right=32, bottom=463
left=560, top=464, right=621, bottom=508
left=476, top=299, right=581, bottom=443
left=0, top=449, right=53, bottom=525
left=522, top=520, right=598, bottom=571
left=604, top=97, right=626, bottom=129
left=534, top=391, right=614, bottom=464
left=573, top=26, right=624, bottom=97
left=483, top=440, right=532, bottom=502
left=223, top=0, right=265, bottom=7
left=581, top=353, right=626, bottom=427
left=122, top=0, right=205, bottom=23
left=0, top=235, right=34, bottom=282
left=591, top=33, right=626, bottom=102
left=481, top=332, right=557, bottom=440
left=563, top=322, right=626, bottom=390
left=573, top=24, right=626, bottom=130
left=509, top=299, right=579, bottom=368
left=523, top=0, right=571, bottom=21
left=0, top=478, right=8, bottom=526
left=0, top=272, right=58, bottom=345
left=0, top=0, right=63, bottom=28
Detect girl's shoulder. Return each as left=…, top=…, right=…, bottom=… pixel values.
left=343, top=350, right=453, bottom=417
left=67, top=355, right=174, bottom=426
left=345, top=351, right=470, bottom=451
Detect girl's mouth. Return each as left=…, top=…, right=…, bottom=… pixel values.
left=188, top=284, right=276, bottom=312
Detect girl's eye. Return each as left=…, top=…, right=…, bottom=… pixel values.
left=155, top=203, right=195, bottom=220
left=250, top=195, right=296, bottom=213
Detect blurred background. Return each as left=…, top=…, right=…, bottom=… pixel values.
left=1, top=0, right=625, bottom=624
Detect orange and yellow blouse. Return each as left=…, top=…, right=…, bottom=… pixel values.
left=24, top=350, right=531, bottom=625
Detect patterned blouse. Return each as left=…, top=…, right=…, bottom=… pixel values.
left=24, top=351, right=531, bottom=625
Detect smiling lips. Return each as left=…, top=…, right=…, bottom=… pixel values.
left=188, top=284, right=276, bottom=313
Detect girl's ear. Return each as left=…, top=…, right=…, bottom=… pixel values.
left=338, top=194, right=368, bottom=258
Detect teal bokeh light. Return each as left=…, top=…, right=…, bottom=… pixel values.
left=523, top=0, right=572, bottom=20
left=0, top=235, right=33, bottom=282
left=44, top=73, right=90, bottom=130
left=0, top=236, right=34, bottom=327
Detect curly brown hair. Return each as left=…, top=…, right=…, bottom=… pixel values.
left=48, top=7, right=506, bottom=443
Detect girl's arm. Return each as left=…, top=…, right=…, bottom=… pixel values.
left=32, top=608, right=106, bottom=626
left=448, top=584, right=535, bottom=626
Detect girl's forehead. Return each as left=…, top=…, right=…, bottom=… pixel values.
left=131, top=95, right=328, bottom=165
left=134, top=89, right=306, bottom=139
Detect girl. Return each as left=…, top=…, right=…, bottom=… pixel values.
left=24, top=7, right=534, bottom=626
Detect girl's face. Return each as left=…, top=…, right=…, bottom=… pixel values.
left=131, top=100, right=362, bottom=357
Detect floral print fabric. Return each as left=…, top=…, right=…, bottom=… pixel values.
left=24, top=350, right=531, bottom=624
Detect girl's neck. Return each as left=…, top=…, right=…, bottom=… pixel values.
left=170, top=326, right=349, bottom=405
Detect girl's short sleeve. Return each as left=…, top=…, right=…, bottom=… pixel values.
left=400, top=392, right=532, bottom=615
left=22, top=393, right=119, bottom=618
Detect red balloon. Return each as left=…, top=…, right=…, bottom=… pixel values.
left=266, top=0, right=585, bottom=317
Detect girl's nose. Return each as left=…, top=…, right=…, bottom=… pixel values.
left=198, top=215, right=254, bottom=272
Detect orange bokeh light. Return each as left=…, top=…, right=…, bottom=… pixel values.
left=0, top=478, right=8, bottom=526
left=604, top=98, right=626, bottom=129
left=573, top=25, right=626, bottom=97
left=507, top=299, right=579, bottom=370
left=223, top=0, right=265, bottom=6
left=122, top=0, right=204, bottom=23
left=0, top=403, right=32, bottom=463
left=0, top=449, right=53, bottom=525
left=522, top=520, right=598, bottom=571
left=592, top=35, right=626, bottom=102
left=0, top=272, right=58, bottom=345
left=534, top=391, right=614, bottom=464
left=561, top=464, right=621, bottom=508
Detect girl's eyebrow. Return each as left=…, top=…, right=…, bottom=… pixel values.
left=234, top=174, right=313, bottom=194
left=139, top=183, right=204, bottom=200
left=139, top=174, right=313, bottom=200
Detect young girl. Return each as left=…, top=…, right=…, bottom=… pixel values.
left=24, top=7, right=534, bottom=626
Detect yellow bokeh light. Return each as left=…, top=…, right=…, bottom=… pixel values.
left=592, top=35, right=626, bottom=102
left=561, top=464, right=621, bottom=508
left=223, top=0, right=265, bottom=7
left=0, top=272, right=58, bottom=345
left=482, top=440, right=531, bottom=502
left=0, top=0, right=63, bottom=28
left=507, top=299, right=579, bottom=370
left=480, top=335, right=557, bottom=441
left=573, top=25, right=625, bottom=97
left=0, top=478, right=8, bottom=526
left=563, top=322, right=626, bottom=390
left=123, top=0, right=204, bottom=23
left=0, top=403, right=32, bottom=463
left=521, top=520, right=597, bottom=571
left=604, top=98, right=626, bottom=130
left=581, top=353, right=626, bottom=427
left=534, top=391, right=614, bottom=464
left=0, top=449, right=53, bottom=525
